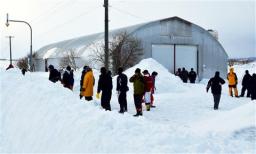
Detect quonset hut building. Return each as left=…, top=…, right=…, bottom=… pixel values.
left=35, top=16, right=228, bottom=79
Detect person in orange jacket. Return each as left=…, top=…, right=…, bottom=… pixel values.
left=227, top=67, right=239, bottom=97
left=80, top=67, right=95, bottom=101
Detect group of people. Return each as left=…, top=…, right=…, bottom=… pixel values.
left=48, top=64, right=255, bottom=114
left=207, top=68, right=256, bottom=110
left=175, top=67, right=197, bottom=83
left=65, top=65, right=158, bottom=116
left=48, top=65, right=74, bottom=90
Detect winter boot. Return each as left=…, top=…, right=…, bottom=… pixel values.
left=146, top=104, right=150, bottom=111
left=133, top=112, right=140, bottom=117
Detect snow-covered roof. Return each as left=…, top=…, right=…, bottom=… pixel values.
left=36, top=21, right=147, bottom=59
left=36, top=16, right=225, bottom=59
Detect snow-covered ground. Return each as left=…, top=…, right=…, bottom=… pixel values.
left=1, top=59, right=255, bottom=153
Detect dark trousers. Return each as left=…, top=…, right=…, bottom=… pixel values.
left=101, top=91, right=112, bottom=111
left=85, top=96, right=93, bottom=101
left=240, top=86, right=251, bottom=97
left=213, top=94, right=221, bottom=109
left=190, top=80, right=195, bottom=83
left=118, top=91, right=127, bottom=112
left=134, top=94, right=143, bottom=113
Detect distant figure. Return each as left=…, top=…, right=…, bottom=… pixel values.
left=62, top=66, right=74, bottom=90
left=130, top=68, right=145, bottom=116
left=180, top=67, right=189, bottom=83
left=227, top=68, right=239, bottom=97
left=116, top=67, right=129, bottom=113
left=80, top=67, right=94, bottom=101
left=240, top=70, right=251, bottom=97
left=175, top=68, right=182, bottom=79
left=188, top=68, right=197, bottom=83
left=80, top=66, right=89, bottom=99
left=250, top=73, right=256, bottom=100
left=6, top=64, right=14, bottom=70
left=151, top=71, right=158, bottom=108
left=206, top=71, right=225, bottom=110
left=142, top=70, right=153, bottom=111
left=48, top=65, right=61, bottom=83
left=97, top=67, right=113, bottom=111
left=21, top=68, right=27, bottom=75
left=70, top=69, right=74, bottom=90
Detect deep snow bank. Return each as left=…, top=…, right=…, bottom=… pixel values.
left=192, top=102, right=256, bottom=133
left=123, top=58, right=187, bottom=93
left=1, top=59, right=255, bottom=153
left=0, top=68, right=183, bottom=153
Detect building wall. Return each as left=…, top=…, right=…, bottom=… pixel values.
left=131, top=18, right=228, bottom=79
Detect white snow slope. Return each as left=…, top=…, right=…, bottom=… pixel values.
left=1, top=59, right=255, bottom=153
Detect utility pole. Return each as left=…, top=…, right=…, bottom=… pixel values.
left=6, top=36, right=14, bottom=67
left=104, top=0, right=109, bottom=70
left=6, top=13, right=33, bottom=71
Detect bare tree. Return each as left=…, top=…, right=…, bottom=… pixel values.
left=17, top=57, right=29, bottom=70
left=110, top=31, right=143, bottom=75
left=87, top=41, right=106, bottom=69
left=59, top=49, right=78, bottom=70
left=88, top=31, right=143, bottom=74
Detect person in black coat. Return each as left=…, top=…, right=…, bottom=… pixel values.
left=240, top=70, right=251, bottom=97
left=62, top=66, right=74, bottom=90
left=116, top=67, right=129, bottom=113
left=250, top=73, right=256, bottom=100
left=97, top=67, right=113, bottom=111
left=48, top=65, right=61, bottom=83
left=206, top=71, right=225, bottom=110
left=21, top=68, right=27, bottom=75
left=175, top=68, right=182, bottom=79
left=188, top=68, right=197, bottom=83
left=180, top=67, right=189, bottom=83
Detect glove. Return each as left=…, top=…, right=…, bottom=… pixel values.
left=96, top=93, right=101, bottom=99
left=79, top=94, right=83, bottom=99
left=80, top=88, right=85, bottom=92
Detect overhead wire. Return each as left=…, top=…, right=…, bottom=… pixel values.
left=35, top=6, right=102, bottom=40
left=31, top=0, right=77, bottom=24
left=110, top=6, right=149, bottom=21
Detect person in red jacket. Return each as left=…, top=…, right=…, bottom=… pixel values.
left=142, top=70, right=153, bottom=111
left=151, top=71, right=158, bottom=108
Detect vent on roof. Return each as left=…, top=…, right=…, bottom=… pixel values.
left=208, top=29, right=218, bottom=40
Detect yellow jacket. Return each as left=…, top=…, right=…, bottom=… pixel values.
left=227, top=68, right=238, bottom=85
left=81, top=70, right=94, bottom=97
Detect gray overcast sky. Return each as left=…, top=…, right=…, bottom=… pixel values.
left=0, top=0, right=255, bottom=59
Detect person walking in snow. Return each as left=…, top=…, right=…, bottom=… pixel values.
left=142, top=70, right=153, bottom=111
left=21, top=68, right=27, bottom=75
left=62, top=66, right=74, bottom=90
left=48, top=65, right=61, bottom=83
left=116, top=67, right=129, bottom=113
left=70, top=69, right=74, bottom=90
left=227, top=67, right=239, bottom=97
left=239, top=70, right=251, bottom=97
left=180, top=67, right=189, bottom=83
left=175, top=68, right=182, bottom=79
left=80, top=66, right=89, bottom=99
left=80, top=66, right=94, bottom=101
left=96, top=67, right=113, bottom=111
left=151, top=71, right=158, bottom=108
left=206, top=71, right=225, bottom=110
left=130, top=68, right=145, bottom=116
left=188, top=68, right=197, bottom=83
left=250, top=73, right=256, bottom=100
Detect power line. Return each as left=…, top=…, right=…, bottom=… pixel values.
left=111, top=6, right=149, bottom=21
left=35, top=6, right=102, bottom=40
left=31, top=0, right=77, bottom=24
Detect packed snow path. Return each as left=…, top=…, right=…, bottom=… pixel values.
left=1, top=59, right=255, bottom=153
